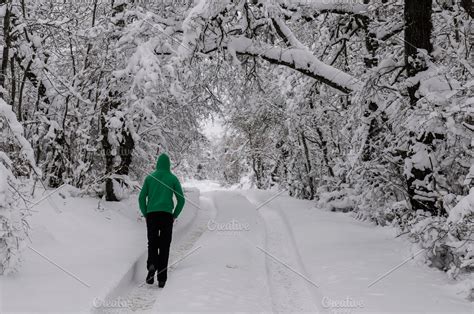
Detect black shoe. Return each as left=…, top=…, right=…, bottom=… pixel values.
left=146, top=266, right=155, bottom=285
left=158, top=281, right=166, bottom=288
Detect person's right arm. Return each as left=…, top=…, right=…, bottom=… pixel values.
left=138, top=178, right=148, bottom=217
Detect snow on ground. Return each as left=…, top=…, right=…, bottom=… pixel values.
left=1, top=181, right=472, bottom=313
left=0, top=185, right=198, bottom=313
left=152, top=192, right=273, bottom=312
left=1, top=188, right=144, bottom=312
left=182, top=179, right=227, bottom=192
left=91, top=187, right=201, bottom=313
left=244, top=189, right=473, bottom=313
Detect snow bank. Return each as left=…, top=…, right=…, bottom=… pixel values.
left=242, top=190, right=473, bottom=312
left=315, top=187, right=359, bottom=212
left=1, top=190, right=145, bottom=312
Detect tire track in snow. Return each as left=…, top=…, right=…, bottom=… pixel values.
left=250, top=195, right=322, bottom=313
left=92, top=196, right=211, bottom=313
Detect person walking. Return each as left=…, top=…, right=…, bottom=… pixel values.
left=138, top=153, right=185, bottom=288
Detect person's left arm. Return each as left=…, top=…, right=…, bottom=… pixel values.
left=138, top=178, right=149, bottom=217
left=172, top=177, right=185, bottom=219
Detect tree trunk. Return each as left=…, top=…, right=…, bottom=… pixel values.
left=101, top=91, right=135, bottom=201
left=301, top=132, right=315, bottom=200
left=0, top=0, right=11, bottom=99
left=405, top=0, right=432, bottom=105
left=101, top=92, right=119, bottom=201
left=315, top=127, right=334, bottom=177
left=403, top=0, right=444, bottom=216
left=100, top=1, right=135, bottom=201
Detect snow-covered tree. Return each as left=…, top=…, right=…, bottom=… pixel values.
left=0, top=99, right=36, bottom=274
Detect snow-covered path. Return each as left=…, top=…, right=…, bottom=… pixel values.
left=151, top=189, right=471, bottom=313
left=151, top=191, right=273, bottom=312
left=109, top=189, right=471, bottom=313
left=257, top=200, right=321, bottom=312
left=2, top=188, right=472, bottom=313
left=92, top=193, right=209, bottom=313
left=244, top=190, right=472, bottom=313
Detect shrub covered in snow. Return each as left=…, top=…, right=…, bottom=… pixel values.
left=317, top=176, right=473, bottom=288
left=0, top=99, right=35, bottom=274
left=445, top=189, right=474, bottom=276
left=315, top=185, right=360, bottom=213
left=401, top=188, right=472, bottom=278
left=0, top=153, right=27, bottom=275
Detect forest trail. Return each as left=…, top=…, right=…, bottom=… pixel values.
left=92, top=195, right=211, bottom=313
left=1, top=1, right=471, bottom=312
left=243, top=190, right=472, bottom=314
left=2, top=187, right=471, bottom=313
left=93, top=189, right=471, bottom=313
left=249, top=197, right=322, bottom=312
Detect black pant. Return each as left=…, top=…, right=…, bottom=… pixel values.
left=146, top=211, right=173, bottom=282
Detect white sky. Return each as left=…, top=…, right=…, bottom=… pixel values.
left=201, top=117, right=224, bottom=142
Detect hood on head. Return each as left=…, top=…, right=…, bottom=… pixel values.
left=156, top=153, right=171, bottom=171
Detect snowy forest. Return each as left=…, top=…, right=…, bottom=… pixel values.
left=0, top=0, right=473, bottom=312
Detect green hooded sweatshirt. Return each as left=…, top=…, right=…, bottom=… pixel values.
left=138, top=154, right=185, bottom=218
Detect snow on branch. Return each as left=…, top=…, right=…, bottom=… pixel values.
left=179, top=0, right=233, bottom=58
left=0, top=99, right=36, bottom=169
left=178, top=0, right=361, bottom=92
left=271, top=18, right=306, bottom=49
left=278, top=0, right=369, bottom=15
left=227, top=36, right=362, bottom=93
